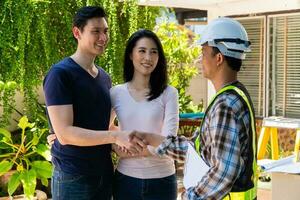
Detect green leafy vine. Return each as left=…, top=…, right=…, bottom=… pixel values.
left=0, top=0, right=159, bottom=127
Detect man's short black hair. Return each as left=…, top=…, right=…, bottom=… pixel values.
left=73, top=6, right=106, bottom=31
left=212, top=47, right=242, bottom=72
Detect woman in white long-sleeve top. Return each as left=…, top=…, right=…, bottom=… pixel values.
left=110, top=29, right=179, bottom=200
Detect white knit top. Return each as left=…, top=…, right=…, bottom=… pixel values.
left=110, top=83, right=179, bottom=179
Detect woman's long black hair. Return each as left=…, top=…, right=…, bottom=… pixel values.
left=123, top=29, right=167, bottom=101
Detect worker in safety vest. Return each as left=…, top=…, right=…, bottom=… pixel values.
left=130, top=17, right=257, bottom=200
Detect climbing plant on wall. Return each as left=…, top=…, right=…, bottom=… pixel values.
left=0, top=0, right=159, bottom=126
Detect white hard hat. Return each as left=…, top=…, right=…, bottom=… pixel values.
left=200, top=17, right=251, bottom=59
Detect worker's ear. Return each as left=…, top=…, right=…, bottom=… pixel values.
left=216, top=52, right=224, bottom=67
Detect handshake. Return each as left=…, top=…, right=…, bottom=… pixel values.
left=113, top=131, right=164, bottom=156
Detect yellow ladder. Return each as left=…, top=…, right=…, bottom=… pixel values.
left=257, top=117, right=300, bottom=162
left=294, top=129, right=300, bottom=162
left=257, top=127, right=279, bottom=160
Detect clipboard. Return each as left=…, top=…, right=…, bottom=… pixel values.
left=183, top=142, right=209, bottom=189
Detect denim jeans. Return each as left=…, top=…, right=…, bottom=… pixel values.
left=113, top=170, right=177, bottom=200
left=51, top=168, right=113, bottom=200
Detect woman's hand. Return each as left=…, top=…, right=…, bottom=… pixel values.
left=112, top=143, right=151, bottom=158
left=47, top=134, right=57, bottom=146
left=181, top=191, right=188, bottom=200
left=109, top=124, right=120, bottom=131
left=112, top=144, right=131, bottom=157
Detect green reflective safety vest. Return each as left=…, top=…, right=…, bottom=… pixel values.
left=194, top=85, right=257, bottom=200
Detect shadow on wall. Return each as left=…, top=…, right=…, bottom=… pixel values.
left=0, top=85, right=45, bottom=131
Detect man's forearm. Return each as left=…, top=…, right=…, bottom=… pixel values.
left=57, top=126, right=146, bottom=155
left=57, top=125, right=118, bottom=146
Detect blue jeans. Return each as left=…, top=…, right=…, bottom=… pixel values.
left=113, top=170, right=177, bottom=200
left=51, top=168, right=113, bottom=200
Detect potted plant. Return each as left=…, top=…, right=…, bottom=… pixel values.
left=0, top=116, right=52, bottom=199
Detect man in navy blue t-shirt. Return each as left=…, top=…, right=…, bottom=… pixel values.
left=43, top=6, right=145, bottom=200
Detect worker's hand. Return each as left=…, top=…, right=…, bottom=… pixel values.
left=129, top=131, right=148, bottom=146
left=129, top=131, right=165, bottom=147
left=129, top=132, right=149, bottom=155
left=114, top=131, right=147, bottom=155
left=47, top=134, right=57, bottom=146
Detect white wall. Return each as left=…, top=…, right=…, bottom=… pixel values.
left=0, top=86, right=45, bottom=131
left=187, top=74, right=208, bottom=108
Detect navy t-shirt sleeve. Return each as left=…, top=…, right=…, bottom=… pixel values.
left=43, top=67, right=73, bottom=106
left=99, top=67, right=112, bottom=89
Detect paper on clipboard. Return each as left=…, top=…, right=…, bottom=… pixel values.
left=183, top=142, right=209, bottom=189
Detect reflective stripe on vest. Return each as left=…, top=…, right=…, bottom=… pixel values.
left=195, top=85, right=257, bottom=200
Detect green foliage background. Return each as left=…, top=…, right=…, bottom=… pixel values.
left=155, top=22, right=201, bottom=113
left=0, top=0, right=159, bottom=126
